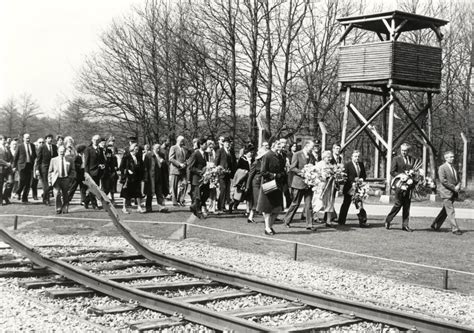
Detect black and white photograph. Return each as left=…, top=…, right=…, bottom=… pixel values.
left=0, top=0, right=473, bottom=331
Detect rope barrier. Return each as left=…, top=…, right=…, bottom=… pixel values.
left=1, top=213, right=473, bottom=276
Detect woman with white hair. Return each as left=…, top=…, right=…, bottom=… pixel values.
left=313, top=150, right=337, bottom=226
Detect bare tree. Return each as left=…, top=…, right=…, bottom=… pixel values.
left=0, top=98, right=19, bottom=138
left=18, top=93, right=41, bottom=135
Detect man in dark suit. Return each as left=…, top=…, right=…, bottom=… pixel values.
left=215, top=136, right=235, bottom=213
left=144, top=143, right=169, bottom=213
left=168, top=135, right=189, bottom=206
left=431, top=151, right=462, bottom=235
left=187, top=138, right=209, bottom=218
left=330, top=143, right=343, bottom=165
left=283, top=140, right=316, bottom=230
left=337, top=150, right=368, bottom=227
left=35, top=134, right=58, bottom=205
left=0, top=135, right=13, bottom=205
left=84, top=134, right=105, bottom=209
left=385, top=143, right=416, bottom=231
left=14, top=133, right=37, bottom=203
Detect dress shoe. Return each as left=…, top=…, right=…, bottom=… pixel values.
left=275, top=218, right=283, bottom=222
left=4, top=198, right=11, bottom=205
left=306, top=226, right=316, bottom=231
left=158, top=208, right=169, bottom=213
left=337, top=220, right=345, bottom=225
left=270, top=227, right=276, bottom=234
left=402, top=226, right=413, bottom=232
left=247, top=218, right=255, bottom=223
left=325, top=222, right=333, bottom=228
left=284, top=221, right=291, bottom=228
left=359, top=223, right=370, bottom=228
left=16, top=194, right=21, bottom=200
left=56, top=210, right=62, bottom=214
left=430, top=225, right=439, bottom=231
left=452, top=230, right=463, bottom=235
left=122, top=207, right=130, bottom=214
left=33, top=196, right=38, bottom=201
left=173, top=203, right=180, bottom=207
left=385, top=221, right=391, bottom=230
left=145, top=208, right=153, bottom=213
left=21, top=200, right=29, bottom=205
left=264, top=229, right=275, bottom=235
left=62, top=206, right=69, bottom=214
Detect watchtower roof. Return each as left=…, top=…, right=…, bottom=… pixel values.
left=337, top=10, right=448, bottom=34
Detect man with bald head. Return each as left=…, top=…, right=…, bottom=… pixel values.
left=168, top=135, right=189, bottom=206
left=14, top=133, right=36, bottom=203
left=84, top=134, right=106, bottom=209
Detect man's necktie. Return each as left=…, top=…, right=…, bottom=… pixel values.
left=354, top=162, right=360, bottom=177
left=451, top=165, right=457, bottom=182
left=26, top=144, right=31, bottom=162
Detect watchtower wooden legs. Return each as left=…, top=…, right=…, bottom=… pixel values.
left=339, top=88, right=437, bottom=196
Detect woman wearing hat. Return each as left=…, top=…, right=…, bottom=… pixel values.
left=119, top=143, right=145, bottom=213
left=256, top=140, right=286, bottom=235
left=246, top=145, right=269, bottom=223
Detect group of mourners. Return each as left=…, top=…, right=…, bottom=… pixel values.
left=0, top=132, right=463, bottom=235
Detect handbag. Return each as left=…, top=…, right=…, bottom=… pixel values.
left=262, top=179, right=278, bottom=194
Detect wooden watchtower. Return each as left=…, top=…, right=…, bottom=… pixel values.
left=336, top=10, right=448, bottom=193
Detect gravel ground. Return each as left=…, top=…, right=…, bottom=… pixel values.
left=251, top=308, right=338, bottom=327
left=1, top=233, right=473, bottom=331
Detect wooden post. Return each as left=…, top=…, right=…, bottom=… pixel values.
left=385, top=90, right=395, bottom=195
left=319, top=122, right=327, bottom=152
left=461, top=132, right=468, bottom=188
left=427, top=93, right=436, bottom=179
left=13, top=215, right=18, bottom=230
left=374, top=137, right=380, bottom=178
left=443, top=270, right=449, bottom=290
left=341, top=87, right=351, bottom=146
left=182, top=223, right=187, bottom=240
left=256, top=117, right=264, bottom=148
left=422, top=144, right=428, bottom=176
left=293, top=243, right=298, bottom=261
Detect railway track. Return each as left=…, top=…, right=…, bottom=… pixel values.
left=0, top=175, right=471, bottom=332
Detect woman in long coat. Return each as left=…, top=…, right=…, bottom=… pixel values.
left=256, top=141, right=286, bottom=235
left=120, top=143, right=145, bottom=214
left=245, top=146, right=268, bottom=223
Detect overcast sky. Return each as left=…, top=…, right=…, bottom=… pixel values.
left=0, top=0, right=141, bottom=116
left=0, top=0, right=403, bottom=117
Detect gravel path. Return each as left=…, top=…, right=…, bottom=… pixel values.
left=1, top=233, right=473, bottom=331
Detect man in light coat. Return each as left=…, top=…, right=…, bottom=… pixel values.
left=431, top=151, right=462, bottom=235
left=168, top=135, right=189, bottom=206
left=48, top=145, right=75, bottom=214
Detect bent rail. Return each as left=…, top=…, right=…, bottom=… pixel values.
left=0, top=228, right=271, bottom=332
left=83, top=174, right=473, bottom=333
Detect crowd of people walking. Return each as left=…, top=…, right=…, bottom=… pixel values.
left=0, top=132, right=463, bottom=235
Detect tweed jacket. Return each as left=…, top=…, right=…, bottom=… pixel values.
left=438, top=162, right=460, bottom=200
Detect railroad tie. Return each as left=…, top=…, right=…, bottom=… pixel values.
left=276, top=315, right=362, bottom=332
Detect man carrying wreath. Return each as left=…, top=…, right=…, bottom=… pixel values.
left=283, top=140, right=316, bottom=231
left=384, top=143, right=416, bottom=232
